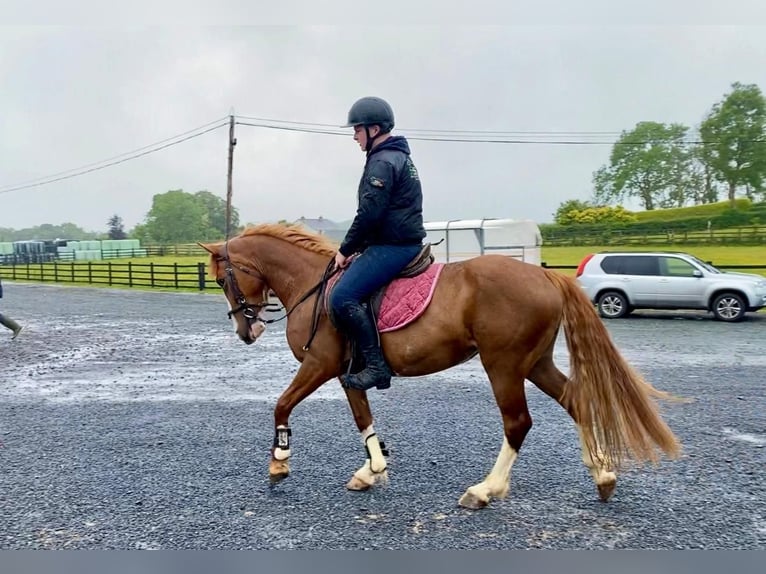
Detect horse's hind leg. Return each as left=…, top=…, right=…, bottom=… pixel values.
left=342, top=384, right=389, bottom=491
left=458, top=362, right=529, bottom=510
left=527, top=354, right=617, bottom=501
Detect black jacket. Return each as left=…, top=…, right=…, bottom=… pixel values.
left=339, top=136, right=426, bottom=257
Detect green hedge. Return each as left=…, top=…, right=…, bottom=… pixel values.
left=632, top=199, right=753, bottom=221
left=542, top=201, right=766, bottom=241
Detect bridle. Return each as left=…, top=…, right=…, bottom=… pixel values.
left=215, top=241, right=340, bottom=350
left=218, top=242, right=279, bottom=322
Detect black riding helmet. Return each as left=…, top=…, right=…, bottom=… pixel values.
left=343, top=96, right=395, bottom=152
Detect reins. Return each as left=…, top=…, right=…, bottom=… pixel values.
left=218, top=248, right=340, bottom=350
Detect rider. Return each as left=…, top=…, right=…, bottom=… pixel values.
left=330, top=96, right=426, bottom=391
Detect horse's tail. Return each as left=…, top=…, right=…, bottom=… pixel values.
left=543, top=269, right=683, bottom=468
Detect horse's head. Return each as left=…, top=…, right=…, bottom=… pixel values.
left=199, top=240, right=271, bottom=345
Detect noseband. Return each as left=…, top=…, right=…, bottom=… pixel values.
left=215, top=243, right=341, bottom=349
left=220, top=264, right=270, bottom=320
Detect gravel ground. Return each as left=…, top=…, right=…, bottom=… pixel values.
left=1, top=282, right=764, bottom=549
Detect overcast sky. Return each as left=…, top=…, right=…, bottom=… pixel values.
left=3, top=6, right=766, bottom=233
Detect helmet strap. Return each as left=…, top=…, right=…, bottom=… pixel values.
left=364, top=125, right=386, bottom=153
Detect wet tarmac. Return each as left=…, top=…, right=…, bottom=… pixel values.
left=1, top=283, right=764, bottom=549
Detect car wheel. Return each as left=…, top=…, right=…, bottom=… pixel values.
left=597, top=291, right=629, bottom=319
left=712, top=293, right=746, bottom=322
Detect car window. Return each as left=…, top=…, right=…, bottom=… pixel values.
left=688, top=255, right=721, bottom=274
left=600, top=255, right=659, bottom=275
left=660, top=257, right=698, bottom=277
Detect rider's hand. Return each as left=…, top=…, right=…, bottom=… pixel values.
left=335, top=252, right=349, bottom=269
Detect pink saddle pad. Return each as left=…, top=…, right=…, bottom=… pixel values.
left=326, top=263, right=445, bottom=333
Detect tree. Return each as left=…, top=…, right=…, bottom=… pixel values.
left=193, top=190, right=239, bottom=238
left=107, top=214, right=127, bottom=239
left=689, top=145, right=721, bottom=204
left=593, top=121, right=697, bottom=210
left=144, top=189, right=212, bottom=244
left=699, top=82, right=766, bottom=207
left=141, top=189, right=243, bottom=243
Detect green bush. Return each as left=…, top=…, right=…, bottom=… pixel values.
left=558, top=205, right=638, bottom=225
left=632, top=199, right=752, bottom=222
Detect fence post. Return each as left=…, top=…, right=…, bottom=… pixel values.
left=197, top=262, right=206, bottom=290
left=128, top=261, right=133, bottom=287
left=174, top=262, right=179, bottom=289
left=150, top=262, right=155, bottom=288
left=54, top=261, right=58, bottom=283
left=108, top=261, right=113, bottom=286
left=88, top=261, right=93, bottom=284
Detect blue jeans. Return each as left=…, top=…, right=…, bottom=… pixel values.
left=330, top=244, right=422, bottom=316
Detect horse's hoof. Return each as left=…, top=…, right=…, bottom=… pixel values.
left=597, top=477, right=617, bottom=501
left=458, top=490, right=488, bottom=510
left=346, top=476, right=372, bottom=491
left=269, top=458, right=290, bottom=484
left=269, top=471, right=289, bottom=484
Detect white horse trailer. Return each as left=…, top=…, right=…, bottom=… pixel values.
left=424, top=218, right=543, bottom=266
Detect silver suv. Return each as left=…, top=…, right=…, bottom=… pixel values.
left=576, top=251, right=766, bottom=322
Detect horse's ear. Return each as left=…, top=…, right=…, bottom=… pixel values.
left=197, top=241, right=220, bottom=256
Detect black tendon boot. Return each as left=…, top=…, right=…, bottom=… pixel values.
left=339, top=302, right=393, bottom=391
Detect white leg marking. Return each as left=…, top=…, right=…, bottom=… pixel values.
left=465, top=436, right=517, bottom=502
left=576, top=424, right=616, bottom=486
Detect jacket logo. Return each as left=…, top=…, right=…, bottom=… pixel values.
left=405, top=157, right=419, bottom=181
left=369, top=176, right=385, bottom=188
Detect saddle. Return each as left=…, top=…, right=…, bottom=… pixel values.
left=322, top=243, right=444, bottom=374
left=325, top=243, right=435, bottom=329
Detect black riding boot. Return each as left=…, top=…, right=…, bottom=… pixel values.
left=338, top=302, right=393, bottom=391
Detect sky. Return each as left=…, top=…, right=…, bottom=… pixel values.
left=3, top=3, right=766, bottom=233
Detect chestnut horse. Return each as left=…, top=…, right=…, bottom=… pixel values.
left=200, top=223, right=681, bottom=509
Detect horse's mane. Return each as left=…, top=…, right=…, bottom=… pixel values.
left=240, top=223, right=338, bottom=257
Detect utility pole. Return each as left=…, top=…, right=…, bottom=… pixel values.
left=225, top=113, right=237, bottom=240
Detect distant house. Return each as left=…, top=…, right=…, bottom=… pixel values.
left=293, top=216, right=350, bottom=244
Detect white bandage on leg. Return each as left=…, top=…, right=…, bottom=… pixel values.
left=361, top=425, right=387, bottom=473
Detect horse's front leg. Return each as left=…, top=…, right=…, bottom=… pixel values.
left=270, top=356, right=333, bottom=483
left=343, top=385, right=389, bottom=491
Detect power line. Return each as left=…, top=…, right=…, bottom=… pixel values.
left=235, top=114, right=627, bottom=137
left=235, top=120, right=766, bottom=145
left=0, top=119, right=230, bottom=195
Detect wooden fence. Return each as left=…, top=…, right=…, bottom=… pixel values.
left=0, top=261, right=215, bottom=290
